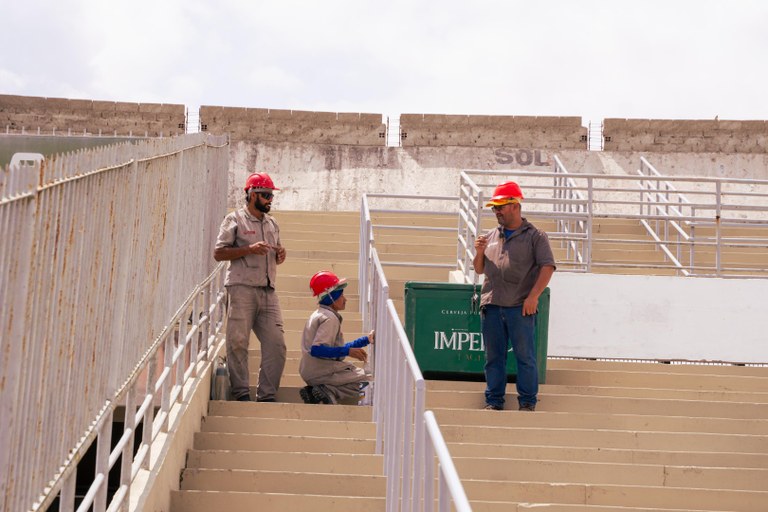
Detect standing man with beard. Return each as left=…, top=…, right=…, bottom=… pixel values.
left=473, top=181, right=555, bottom=412
left=214, top=172, right=287, bottom=402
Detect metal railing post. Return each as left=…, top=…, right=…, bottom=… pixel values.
left=715, top=180, right=722, bottom=276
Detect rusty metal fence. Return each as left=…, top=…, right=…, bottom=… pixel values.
left=0, top=133, right=229, bottom=511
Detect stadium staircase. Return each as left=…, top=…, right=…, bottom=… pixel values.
left=171, top=211, right=768, bottom=511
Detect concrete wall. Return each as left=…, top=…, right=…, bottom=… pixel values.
left=603, top=118, right=768, bottom=153
left=576, top=151, right=768, bottom=180
left=399, top=114, right=587, bottom=150
left=0, top=94, right=186, bottom=137
left=199, top=106, right=385, bottom=145
left=227, top=141, right=768, bottom=211
left=549, top=272, right=768, bottom=363
left=227, top=141, right=564, bottom=210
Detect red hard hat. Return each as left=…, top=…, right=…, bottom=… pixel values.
left=309, top=270, right=348, bottom=298
left=486, top=181, right=524, bottom=207
left=244, top=172, right=279, bottom=192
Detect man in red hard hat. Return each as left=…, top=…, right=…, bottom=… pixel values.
left=213, top=172, right=287, bottom=402
left=298, top=270, right=375, bottom=405
left=473, top=181, right=556, bottom=412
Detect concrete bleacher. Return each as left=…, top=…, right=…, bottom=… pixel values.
left=399, top=113, right=588, bottom=149
left=0, top=93, right=186, bottom=136
left=171, top=210, right=768, bottom=512
left=603, top=118, right=768, bottom=153
left=199, top=105, right=385, bottom=144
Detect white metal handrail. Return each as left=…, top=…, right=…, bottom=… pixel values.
left=637, top=157, right=693, bottom=275
left=553, top=156, right=590, bottom=270
left=455, top=168, right=768, bottom=282
left=0, top=133, right=229, bottom=511
left=69, top=263, right=227, bottom=512
left=457, top=175, right=484, bottom=284
left=423, top=411, right=472, bottom=512
left=360, top=196, right=472, bottom=512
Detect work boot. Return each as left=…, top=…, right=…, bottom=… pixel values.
left=300, top=386, right=319, bottom=404
left=311, top=385, right=333, bottom=404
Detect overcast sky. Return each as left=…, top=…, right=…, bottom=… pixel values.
left=2, top=0, right=767, bottom=126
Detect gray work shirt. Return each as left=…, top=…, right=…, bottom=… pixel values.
left=215, top=206, right=281, bottom=288
left=479, top=219, right=556, bottom=308
left=299, top=305, right=351, bottom=382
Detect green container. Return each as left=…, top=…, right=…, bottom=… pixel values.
left=404, top=282, right=549, bottom=383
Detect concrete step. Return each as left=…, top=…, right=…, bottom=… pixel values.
left=208, top=401, right=372, bottom=422
left=431, top=406, right=768, bottom=436
left=591, top=265, right=680, bottom=276
left=438, top=423, right=767, bottom=453
left=185, top=449, right=383, bottom=474
left=200, top=416, right=376, bottom=438
left=425, top=378, right=768, bottom=405
left=379, top=251, right=455, bottom=264
left=683, top=253, right=768, bottom=266
left=278, top=259, right=451, bottom=281
left=274, top=210, right=359, bottom=224
left=688, top=225, right=768, bottom=237
left=284, top=229, right=461, bottom=246
left=461, top=480, right=767, bottom=512
left=278, top=248, right=361, bottom=262
left=369, top=212, right=460, bottom=228
left=545, top=367, right=768, bottom=392
left=193, top=432, right=377, bottom=454
left=278, top=246, right=456, bottom=271
left=283, top=238, right=456, bottom=256
left=180, top=468, right=386, bottom=495
left=451, top=456, right=768, bottom=491
left=591, top=219, right=647, bottom=235
left=590, top=247, right=670, bottom=263
left=171, top=489, right=385, bottom=512
left=547, top=359, right=768, bottom=377
left=446, top=439, right=768, bottom=468
left=207, top=399, right=371, bottom=421
left=425, top=389, right=768, bottom=420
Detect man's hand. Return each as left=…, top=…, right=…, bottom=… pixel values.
left=275, top=245, right=286, bottom=264
left=474, top=234, right=488, bottom=254
left=248, top=241, right=271, bottom=255
left=473, top=234, right=488, bottom=274
left=348, top=347, right=368, bottom=362
left=367, top=330, right=375, bottom=345
left=522, top=295, right=539, bottom=316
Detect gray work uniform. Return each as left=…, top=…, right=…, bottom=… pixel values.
left=215, top=206, right=286, bottom=401
left=299, top=305, right=370, bottom=404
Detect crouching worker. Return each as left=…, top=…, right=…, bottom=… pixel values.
left=299, top=270, right=375, bottom=405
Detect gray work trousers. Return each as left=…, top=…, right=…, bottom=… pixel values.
left=305, top=364, right=370, bottom=404
left=225, top=285, right=286, bottom=400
